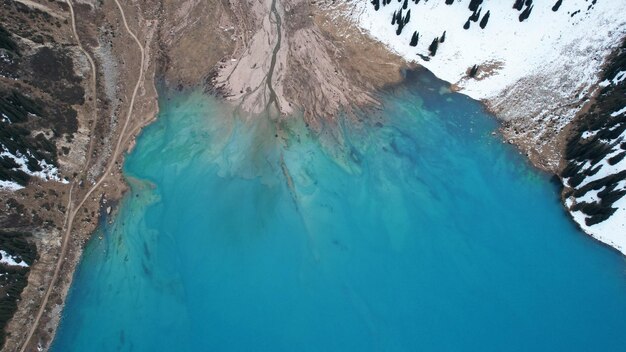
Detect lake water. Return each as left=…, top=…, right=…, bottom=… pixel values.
left=52, top=70, right=626, bottom=351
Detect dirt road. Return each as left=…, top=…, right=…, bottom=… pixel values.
left=19, top=0, right=145, bottom=350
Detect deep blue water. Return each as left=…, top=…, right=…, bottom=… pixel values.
left=53, top=70, right=626, bottom=351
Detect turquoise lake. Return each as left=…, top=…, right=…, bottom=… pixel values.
left=52, top=70, right=626, bottom=351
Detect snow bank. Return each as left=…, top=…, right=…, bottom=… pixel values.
left=563, top=63, right=626, bottom=256
left=572, top=195, right=626, bottom=255
left=567, top=133, right=626, bottom=255
left=0, top=250, right=29, bottom=268
left=0, top=143, right=67, bottom=190
left=0, top=179, right=24, bottom=191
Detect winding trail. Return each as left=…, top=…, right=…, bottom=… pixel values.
left=65, top=0, right=99, bottom=176
left=19, top=0, right=145, bottom=350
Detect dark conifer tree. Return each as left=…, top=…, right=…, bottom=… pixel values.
left=410, top=31, right=419, bottom=46
left=513, top=0, right=524, bottom=11
left=428, top=37, right=439, bottom=56
left=469, top=64, right=479, bottom=77
left=468, top=0, right=483, bottom=12
left=440, top=31, right=446, bottom=43
left=445, top=0, right=454, bottom=4
left=519, top=5, right=533, bottom=21
left=404, top=9, right=411, bottom=24
left=552, top=0, right=563, bottom=11
left=470, top=8, right=482, bottom=22
left=395, top=10, right=405, bottom=35
left=396, top=22, right=405, bottom=35
left=392, top=10, right=397, bottom=25
left=479, top=10, right=490, bottom=29
left=403, top=0, right=408, bottom=10
left=372, top=0, right=380, bottom=11
left=463, top=19, right=471, bottom=29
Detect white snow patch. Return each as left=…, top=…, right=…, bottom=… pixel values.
left=581, top=130, right=598, bottom=139
left=576, top=130, right=626, bottom=188
left=612, top=70, right=626, bottom=85
left=0, top=179, right=24, bottom=191
left=0, top=250, right=28, bottom=268
left=567, top=125, right=626, bottom=255
left=570, top=195, right=626, bottom=256
left=610, top=106, right=626, bottom=117
left=576, top=187, right=605, bottom=204
left=0, top=143, right=67, bottom=185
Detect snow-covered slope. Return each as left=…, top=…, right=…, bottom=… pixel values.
left=571, top=185, right=626, bottom=254
left=346, top=0, right=626, bottom=171
left=562, top=48, right=626, bottom=255
left=351, top=0, right=625, bottom=101
left=341, top=0, right=626, bottom=254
